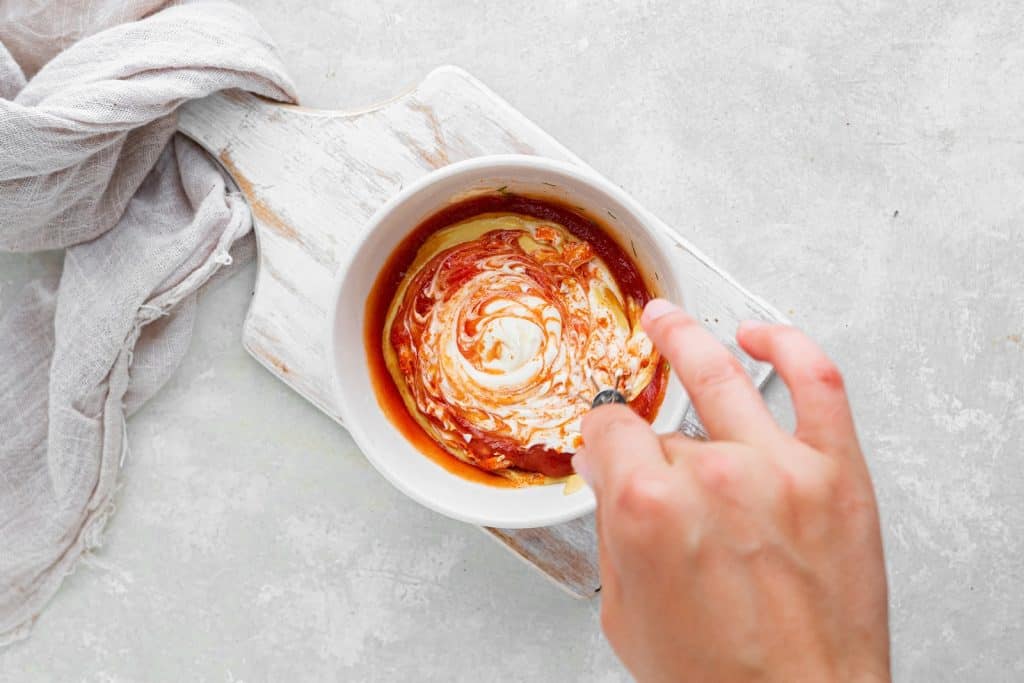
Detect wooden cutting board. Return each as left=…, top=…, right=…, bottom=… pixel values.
left=177, top=66, right=785, bottom=598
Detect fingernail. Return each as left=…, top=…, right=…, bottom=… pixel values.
left=572, top=451, right=593, bottom=487
left=738, top=319, right=770, bottom=333
left=642, top=298, right=679, bottom=324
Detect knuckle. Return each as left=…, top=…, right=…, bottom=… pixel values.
left=692, top=354, right=746, bottom=395
left=692, top=449, right=741, bottom=496
left=776, top=328, right=846, bottom=390
left=613, top=468, right=676, bottom=520
left=806, top=358, right=845, bottom=392
left=794, top=404, right=852, bottom=450
left=778, top=454, right=879, bottom=535
left=786, top=458, right=842, bottom=507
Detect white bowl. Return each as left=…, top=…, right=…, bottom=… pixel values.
left=328, top=155, right=689, bottom=528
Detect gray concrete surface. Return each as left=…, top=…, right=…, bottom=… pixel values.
left=2, top=1, right=1023, bottom=680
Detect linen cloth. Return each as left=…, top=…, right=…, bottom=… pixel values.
left=0, top=1, right=296, bottom=644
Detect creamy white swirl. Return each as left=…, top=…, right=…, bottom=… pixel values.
left=383, top=213, right=660, bottom=479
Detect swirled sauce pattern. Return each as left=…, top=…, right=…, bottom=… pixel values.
left=381, top=203, right=665, bottom=483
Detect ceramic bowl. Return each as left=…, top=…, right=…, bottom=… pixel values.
left=328, top=155, right=689, bottom=528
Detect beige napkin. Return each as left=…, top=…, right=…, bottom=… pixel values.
left=0, top=0, right=296, bottom=644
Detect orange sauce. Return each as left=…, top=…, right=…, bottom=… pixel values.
left=364, top=193, right=669, bottom=487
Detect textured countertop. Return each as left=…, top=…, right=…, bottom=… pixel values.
left=2, top=2, right=1022, bottom=681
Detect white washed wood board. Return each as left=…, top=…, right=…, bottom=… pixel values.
left=177, top=66, right=786, bottom=598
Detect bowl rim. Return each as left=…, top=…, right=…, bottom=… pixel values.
left=328, top=154, right=677, bottom=527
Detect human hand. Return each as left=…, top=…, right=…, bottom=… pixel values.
left=574, top=299, right=889, bottom=683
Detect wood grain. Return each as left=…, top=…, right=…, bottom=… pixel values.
left=177, top=66, right=786, bottom=598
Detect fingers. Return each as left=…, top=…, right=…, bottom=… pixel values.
left=642, top=299, right=779, bottom=443
left=736, top=321, right=859, bottom=456
left=664, top=435, right=782, bottom=518
left=576, top=404, right=667, bottom=496
left=579, top=406, right=703, bottom=577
